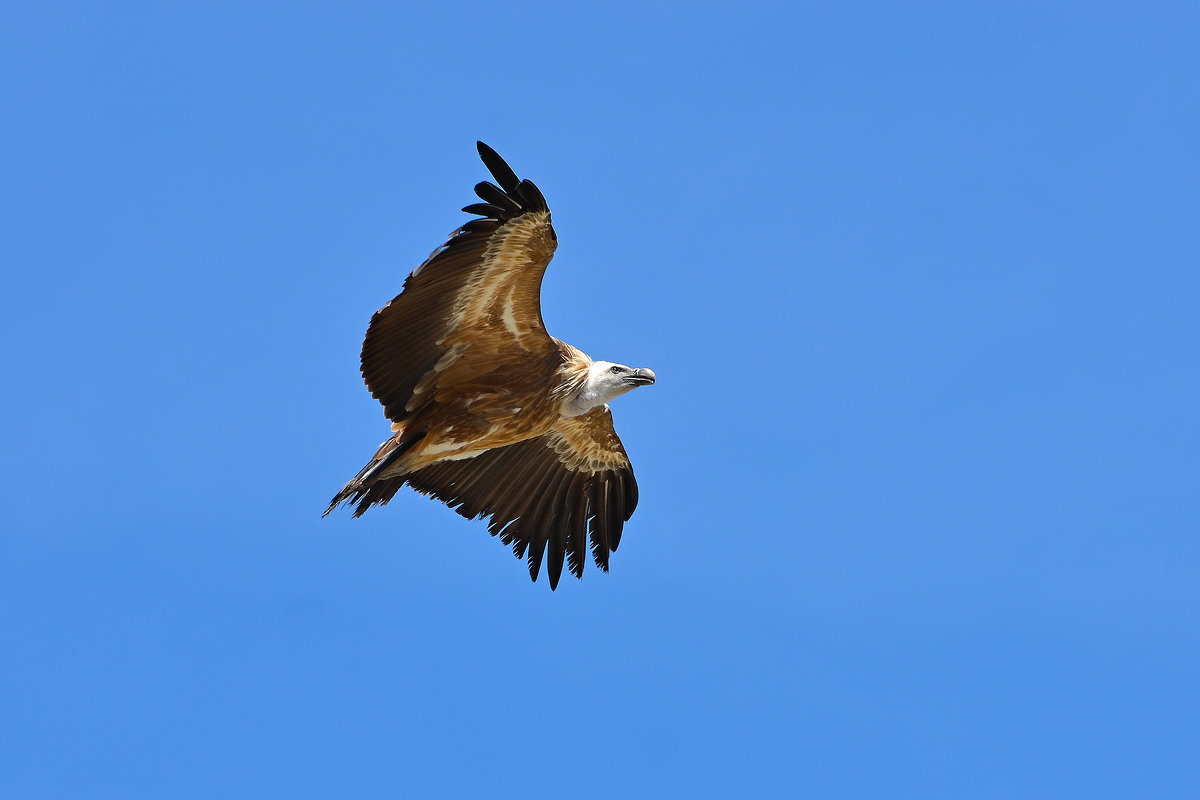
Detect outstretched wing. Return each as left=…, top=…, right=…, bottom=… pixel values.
left=360, top=142, right=560, bottom=425
left=402, top=406, right=639, bottom=589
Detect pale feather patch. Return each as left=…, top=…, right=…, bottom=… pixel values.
left=447, top=212, right=553, bottom=344
left=421, top=423, right=504, bottom=458
left=501, top=292, right=521, bottom=338
left=422, top=439, right=472, bottom=456
left=546, top=408, right=630, bottom=475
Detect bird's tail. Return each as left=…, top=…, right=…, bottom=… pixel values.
left=324, top=432, right=426, bottom=518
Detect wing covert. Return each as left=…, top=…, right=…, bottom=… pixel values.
left=359, top=142, right=559, bottom=424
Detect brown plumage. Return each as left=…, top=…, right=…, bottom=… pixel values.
left=326, top=142, right=655, bottom=589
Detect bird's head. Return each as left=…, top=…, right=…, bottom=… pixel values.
left=587, top=360, right=656, bottom=402
left=564, top=359, right=656, bottom=417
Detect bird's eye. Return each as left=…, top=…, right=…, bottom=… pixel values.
left=610, top=365, right=622, bottom=374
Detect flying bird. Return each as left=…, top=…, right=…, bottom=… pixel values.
left=326, top=142, right=656, bottom=589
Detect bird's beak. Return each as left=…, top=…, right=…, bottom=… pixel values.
left=627, top=368, right=656, bottom=386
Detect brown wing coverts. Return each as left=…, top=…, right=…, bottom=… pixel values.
left=400, top=408, right=638, bottom=589
left=359, top=142, right=556, bottom=424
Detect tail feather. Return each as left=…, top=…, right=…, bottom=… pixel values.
left=325, top=475, right=408, bottom=517
left=324, top=432, right=425, bottom=517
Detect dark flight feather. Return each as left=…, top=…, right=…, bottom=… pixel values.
left=476, top=141, right=521, bottom=194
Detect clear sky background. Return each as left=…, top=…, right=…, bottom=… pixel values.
left=3, top=2, right=1197, bottom=797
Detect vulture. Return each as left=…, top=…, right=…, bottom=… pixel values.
left=326, top=142, right=656, bottom=589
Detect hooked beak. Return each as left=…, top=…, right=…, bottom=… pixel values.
left=626, top=368, right=656, bottom=386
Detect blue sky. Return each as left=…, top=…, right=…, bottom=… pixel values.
left=2, top=1, right=1197, bottom=796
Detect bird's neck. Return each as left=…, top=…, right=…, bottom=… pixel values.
left=563, top=368, right=631, bottom=418
left=564, top=382, right=607, bottom=418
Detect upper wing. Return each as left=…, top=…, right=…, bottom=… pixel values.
left=360, top=142, right=560, bottom=424
left=403, top=406, right=639, bottom=589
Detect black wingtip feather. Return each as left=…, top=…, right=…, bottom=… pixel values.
left=468, top=144, right=550, bottom=221
left=515, top=179, right=547, bottom=211
left=461, top=202, right=503, bottom=218
left=545, top=480, right=572, bottom=590
left=477, top=141, right=521, bottom=193
left=545, top=534, right=563, bottom=588
left=527, top=535, right=545, bottom=583
left=473, top=182, right=522, bottom=215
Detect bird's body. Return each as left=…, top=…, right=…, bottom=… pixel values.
left=326, top=143, right=655, bottom=589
